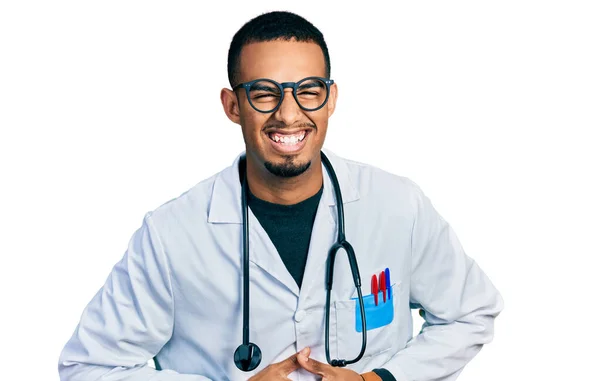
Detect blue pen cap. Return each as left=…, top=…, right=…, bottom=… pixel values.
left=385, top=268, right=391, bottom=299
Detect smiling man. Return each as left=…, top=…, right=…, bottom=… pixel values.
left=58, top=11, right=503, bottom=381
left=223, top=39, right=332, bottom=206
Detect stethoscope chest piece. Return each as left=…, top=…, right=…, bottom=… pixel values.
left=234, top=342, right=262, bottom=371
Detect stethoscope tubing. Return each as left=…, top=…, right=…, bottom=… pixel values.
left=236, top=151, right=367, bottom=371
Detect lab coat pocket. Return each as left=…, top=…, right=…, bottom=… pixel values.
left=333, top=282, right=401, bottom=361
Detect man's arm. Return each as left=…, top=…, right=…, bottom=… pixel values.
left=58, top=213, right=211, bottom=381
left=381, top=182, right=504, bottom=381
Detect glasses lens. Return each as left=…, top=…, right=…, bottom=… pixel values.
left=248, top=80, right=281, bottom=112
left=296, top=78, right=328, bottom=110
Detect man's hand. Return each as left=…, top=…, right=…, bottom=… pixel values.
left=297, top=351, right=364, bottom=381
left=248, top=347, right=310, bottom=380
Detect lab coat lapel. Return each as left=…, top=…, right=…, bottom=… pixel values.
left=247, top=209, right=300, bottom=297
left=208, top=152, right=300, bottom=297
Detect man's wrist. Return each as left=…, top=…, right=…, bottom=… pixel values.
left=360, top=371, right=382, bottom=381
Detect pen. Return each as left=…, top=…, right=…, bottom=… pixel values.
left=379, top=271, right=386, bottom=303
left=371, top=275, right=378, bottom=306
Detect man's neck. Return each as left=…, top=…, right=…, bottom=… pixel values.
left=245, top=158, right=323, bottom=206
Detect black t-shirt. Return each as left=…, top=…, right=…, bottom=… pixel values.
left=247, top=184, right=323, bottom=288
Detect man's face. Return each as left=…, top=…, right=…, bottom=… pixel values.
left=229, top=40, right=337, bottom=178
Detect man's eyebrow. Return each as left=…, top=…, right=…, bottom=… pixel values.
left=249, top=84, right=279, bottom=93
left=298, top=81, right=325, bottom=90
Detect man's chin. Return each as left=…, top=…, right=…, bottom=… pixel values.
left=264, top=159, right=311, bottom=178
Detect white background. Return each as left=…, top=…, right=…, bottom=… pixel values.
left=1, top=1, right=599, bottom=380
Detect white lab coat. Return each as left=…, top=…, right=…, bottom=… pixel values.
left=58, top=149, right=503, bottom=381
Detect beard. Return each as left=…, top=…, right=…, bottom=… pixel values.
left=264, top=156, right=311, bottom=178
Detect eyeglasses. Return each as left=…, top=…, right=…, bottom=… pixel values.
left=233, top=76, right=334, bottom=113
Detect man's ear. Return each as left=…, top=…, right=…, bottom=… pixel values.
left=327, top=83, right=338, bottom=118
left=220, top=88, right=241, bottom=125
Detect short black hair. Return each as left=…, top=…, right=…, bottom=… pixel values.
left=227, top=11, right=331, bottom=87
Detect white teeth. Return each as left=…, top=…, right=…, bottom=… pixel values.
left=269, top=131, right=307, bottom=144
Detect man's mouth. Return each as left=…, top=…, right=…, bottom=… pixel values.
left=264, top=128, right=312, bottom=153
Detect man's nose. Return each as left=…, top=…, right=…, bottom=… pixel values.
left=273, top=89, right=302, bottom=125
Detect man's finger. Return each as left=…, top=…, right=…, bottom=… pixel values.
left=297, top=352, right=328, bottom=377
left=278, top=347, right=310, bottom=374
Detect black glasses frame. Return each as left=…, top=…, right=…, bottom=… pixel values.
left=232, top=76, right=334, bottom=113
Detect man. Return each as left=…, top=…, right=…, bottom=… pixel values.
left=59, top=11, right=503, bottom=381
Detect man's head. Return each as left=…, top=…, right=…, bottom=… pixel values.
left=220, top=11, right=338, bottom=179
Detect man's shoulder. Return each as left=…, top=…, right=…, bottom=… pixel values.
left=334, top=152, right=423, bottom=199
left=145, top=160, right=235, bottom=224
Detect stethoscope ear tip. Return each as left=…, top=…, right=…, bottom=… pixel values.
left=234, top=343, right=262, bottom=372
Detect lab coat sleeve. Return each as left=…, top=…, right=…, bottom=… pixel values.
left=382, top=183, right=504, bottom=381
left=58, top=213, right=212, bottom=381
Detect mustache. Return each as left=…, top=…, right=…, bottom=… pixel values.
left=262, top=122, right=316, bottom=131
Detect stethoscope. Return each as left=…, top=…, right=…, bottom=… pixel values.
left=233, top=151, right=368, bottom=372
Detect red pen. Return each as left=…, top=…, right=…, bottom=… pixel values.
left=379, top=271, right=387, bottom=303
left=371, top=275, right=378, bottom=306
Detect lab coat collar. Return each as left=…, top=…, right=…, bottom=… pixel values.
left=207, top=148, right=360, bottom=224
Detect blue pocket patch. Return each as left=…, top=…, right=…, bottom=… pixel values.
left=353, top=288, right=394, bottom=332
